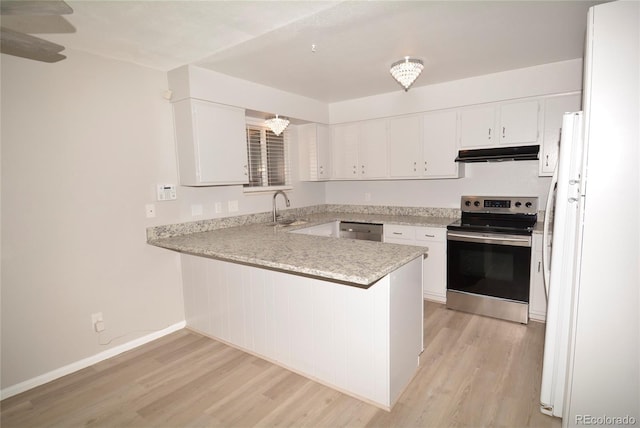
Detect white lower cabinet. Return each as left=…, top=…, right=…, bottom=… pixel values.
left=180, top=254, right=423, bottom=410
left=384, top=224, right=447, bottom=303
left=529, top=233, right=548, bottom=322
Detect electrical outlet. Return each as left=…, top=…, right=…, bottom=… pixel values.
left=145, top=204, right=156, bottom=218
left=364, top=192, right=372, bottom=202
left=191, top=204, right=203, bottom=216
left=214, top=202, right=222, bottom=213
left=228, top=200, right=238, bottom=212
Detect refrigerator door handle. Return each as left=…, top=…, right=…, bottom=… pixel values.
left=542, top=163, right=558, bottom=298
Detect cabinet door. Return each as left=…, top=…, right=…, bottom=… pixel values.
left=299, top=123, right=332, bottom=181
left=459, top=105, right=496, bottom=148
left=415, top=227, right=447, bottom=303
left=174, top=99, right=248, bottom=186
left=498, top=100, right=540, bottom=146
left=539, top=94, right=582, bottom=176
left=331, top=123, right=359, bottom=179
left=529, top=234, right=548, bottom=321
left=359, top=119, right=388, bottom=178
left=297, top=123, right=315, bottom=181
left=422, top=110, right=459, bottom=178
left=316, top=124, right=332, bottom=180
left=388, top=115, right=422, bottom=177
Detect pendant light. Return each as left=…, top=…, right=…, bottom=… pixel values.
left=265, top=114, right=290, bottom=136
left=390, top=56, right=424, bottom=91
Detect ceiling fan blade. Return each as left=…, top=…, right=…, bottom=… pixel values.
left=0, top=0, right=72, bottom=16
left=1, top=27, right=65, bottom=62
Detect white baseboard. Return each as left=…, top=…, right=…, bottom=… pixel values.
left=529, top=311, right=547, bottom=323
left=0, top=321, right=186, bottom=400
left=423, top=293, right=446, bottom=304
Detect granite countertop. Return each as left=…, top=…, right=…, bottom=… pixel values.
left=148, top=210, right=458, bottom=288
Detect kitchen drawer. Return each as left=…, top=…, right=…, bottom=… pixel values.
left=384, top=224, right=415, bottom=241
left=415, top=227, right=446, bottom=243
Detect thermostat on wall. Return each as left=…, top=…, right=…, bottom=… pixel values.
left=157, top=184, right=177, bottom=201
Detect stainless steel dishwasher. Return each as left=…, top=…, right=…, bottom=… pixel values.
left=339, top=221, right=383, bottom=241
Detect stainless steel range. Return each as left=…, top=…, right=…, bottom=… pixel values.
left=446, top=196, right=538, bottom=324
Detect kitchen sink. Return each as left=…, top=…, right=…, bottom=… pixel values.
left=266, top=219, right=308, bottom=227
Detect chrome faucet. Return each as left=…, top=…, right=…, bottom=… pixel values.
left=272, top=190, right=290, bottom=223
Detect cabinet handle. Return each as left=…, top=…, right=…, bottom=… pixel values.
left=424, top=234, right=435, bottom=238
left=502, top=126, right=506, bottom=138
left=538, top=261, right=541, bottom=272
left=488, top=128, right=492, bottom=139
left=545, top=154, right=549, bottom=167
left=243, top=165, right=248, bottom=176
left=393, top=232, right=403, bottom=235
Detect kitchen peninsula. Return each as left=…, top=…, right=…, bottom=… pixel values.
left=147, top=209, right=454, bottom=409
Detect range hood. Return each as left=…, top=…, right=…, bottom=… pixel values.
left=455, top=145, right=540, bottom=163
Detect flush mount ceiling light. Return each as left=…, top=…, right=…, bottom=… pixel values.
left=390, top=56, right=424, bottom=91
left=265, top=114, right=290, bottom=136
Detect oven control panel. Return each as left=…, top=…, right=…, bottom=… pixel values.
left=461, top=196, right=538, bottom=215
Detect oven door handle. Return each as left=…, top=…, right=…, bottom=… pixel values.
left=447, top=232, right=531, bottom=247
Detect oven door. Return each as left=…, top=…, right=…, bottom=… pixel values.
left=447, top=231, right=532, bottom=303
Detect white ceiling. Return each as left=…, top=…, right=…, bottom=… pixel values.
left=28, top=0, right=604, bottom=102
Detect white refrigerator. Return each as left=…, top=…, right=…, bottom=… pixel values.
left=540, top=0, right=639, bottom=425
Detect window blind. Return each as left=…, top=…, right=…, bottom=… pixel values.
left=245, top=125, right=289, bottom=189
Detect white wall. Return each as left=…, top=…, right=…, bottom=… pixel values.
left=0, top=50, right=325, bottom=393
left=0, top=50, right=185, bottom=390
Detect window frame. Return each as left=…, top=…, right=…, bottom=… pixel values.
left=243, top=118, right=292, bottom=194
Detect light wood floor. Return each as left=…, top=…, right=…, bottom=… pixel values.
left=1, top=302, right=561, bottom=428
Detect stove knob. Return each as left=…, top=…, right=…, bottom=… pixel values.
left=465, top=200, right=471, bottom=207
left=515, top=201, right=522, bottom=208
left=525, top=201, right=533, bottom=208
left=474, top=201, right=480, bottom=207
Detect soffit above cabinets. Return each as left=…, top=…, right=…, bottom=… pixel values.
left=44, top=1, right=603, bottom=102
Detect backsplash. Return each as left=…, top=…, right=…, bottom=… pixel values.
left=146, top=204, right=461, bottom=240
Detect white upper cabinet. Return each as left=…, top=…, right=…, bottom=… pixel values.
left=458, top=106, right=496, bottom=148
left=539, top=93, right=582, bottom=176
left=498, top=100, right=540, bottom=145
left=423, top=110, right=461, bottom=178
left=387, top=112, right=461, bottom=179
left=331, top=120, right=387, bottom=180
left=388, top=115, right=423, bottom=177
left=459, top=100, right=541, bottom=149
left=359, top=119, right=388, bottom=178
left=331, top=123, right=360, bottom=179
left=298, top=123, right=332, bottom=181
left=173, top=98, right=248, bottom=186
